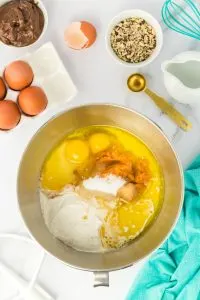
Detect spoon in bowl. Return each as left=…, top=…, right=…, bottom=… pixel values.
left=127, top=73, right=192, bottom=131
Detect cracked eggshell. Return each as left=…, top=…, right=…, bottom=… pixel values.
left=64, top=21, right=97, bottom=50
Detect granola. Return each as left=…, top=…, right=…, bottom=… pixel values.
left=110, top=17, right=157, bottom=63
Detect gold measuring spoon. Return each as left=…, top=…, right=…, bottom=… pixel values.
left=127, top=74, right=192, bottom=131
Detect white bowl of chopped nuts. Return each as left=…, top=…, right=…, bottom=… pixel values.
left=106, top=10, right=163, bottom=67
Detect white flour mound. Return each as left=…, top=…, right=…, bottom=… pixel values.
left=40, top=190, right=105, bottom=252
left=40, top=175, right=126, bottom=252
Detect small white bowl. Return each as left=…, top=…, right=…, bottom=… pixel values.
left=0, top=0, right=48, bottom=48
left=106, top=9, right=163, bottom=68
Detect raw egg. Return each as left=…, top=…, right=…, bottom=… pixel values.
left=18, top=86, right=48, bottom=116
left=65, top=139, right=89, bottom=164
left=4, top=61, right=34, bottom=91
left=89, top=133, right=110, bottom=154
left=0, top=100, right=21, bottom=130
left=0, top=77, right=7, bottom=100
left=41, top=143, right=76, bottom=191
left=64, top=21, right=96, bottom=50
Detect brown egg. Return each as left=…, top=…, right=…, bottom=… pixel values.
left=4, top=61, right=34, bottom=91
left=18, top=86, right=48, bottom=116
left=0, top=77, right=7, bottom=100
left=0, top=100, right=21, bottom=130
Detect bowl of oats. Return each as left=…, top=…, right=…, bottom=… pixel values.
left=106, top=10, right=163, bottom=67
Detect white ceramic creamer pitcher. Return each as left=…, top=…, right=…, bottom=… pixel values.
left=162, top=51, right=200, bottom=105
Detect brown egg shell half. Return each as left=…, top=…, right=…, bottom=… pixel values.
left=64, top=21, right=97, bottom=50
left=81, top=21, right=97, bottom=48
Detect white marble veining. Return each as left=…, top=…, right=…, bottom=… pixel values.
left=0, top=0, right=200, bottom=299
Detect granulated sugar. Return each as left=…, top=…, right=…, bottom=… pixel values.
left=83, top=175, right=125, bottom=196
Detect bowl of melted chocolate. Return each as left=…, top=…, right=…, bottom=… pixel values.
left=0, top=0, right=48, bottom=47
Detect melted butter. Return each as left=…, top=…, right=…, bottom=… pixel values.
left=101, top=199, right=154, bottom=249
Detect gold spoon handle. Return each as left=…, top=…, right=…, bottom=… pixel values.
left=144, top=88, right=192, bottom=131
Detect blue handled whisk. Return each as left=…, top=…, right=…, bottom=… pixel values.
left=162, top=0, right=200, bottom=40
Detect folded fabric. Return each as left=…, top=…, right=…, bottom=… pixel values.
left=127, top=155, right=200, bottom=300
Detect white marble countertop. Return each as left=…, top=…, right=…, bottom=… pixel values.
left=0, top=0, right=200, bottom=299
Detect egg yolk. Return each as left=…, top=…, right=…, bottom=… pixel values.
left=65, top=139, right=89, bottom=163
left=41, top=144, right=76, bottom=191
left=89, top=133, right=110, bottom=154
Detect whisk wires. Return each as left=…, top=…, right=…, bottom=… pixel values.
left=162, top=0, right=200, bottom=40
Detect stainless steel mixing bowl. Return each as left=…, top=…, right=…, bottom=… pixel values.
left=17, top=104, right=183, bottom=286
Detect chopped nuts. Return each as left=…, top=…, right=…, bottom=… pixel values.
left=110, top=17, right=157, bottom=63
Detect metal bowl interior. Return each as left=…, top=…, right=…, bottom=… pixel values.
left=17, top=105, right=183, bottom=271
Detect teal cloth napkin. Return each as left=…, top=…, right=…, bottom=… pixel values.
left=127, top=155, right=200, bottom=300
